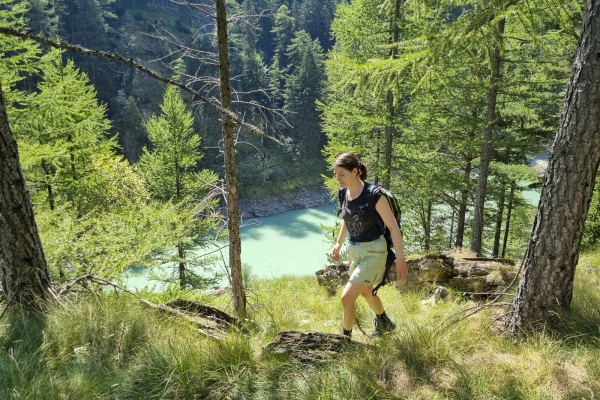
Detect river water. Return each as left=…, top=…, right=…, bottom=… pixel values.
left=124, top=204, right=338, bottom=289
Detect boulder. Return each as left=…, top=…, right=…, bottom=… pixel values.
left=395, top=253, right=455, bottom=290
left=451, top=258, right=519, bottom=293
left=315, top=262, right=349, bottom=296
left=264, top=331, right=369, bottom=365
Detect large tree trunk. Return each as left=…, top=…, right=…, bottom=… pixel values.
left=0, top=84, right=54, bottom=308
left=507, top=0, right=600, bottom=333
left=471, top=18, right=505, bottom=255
left=216, top=0, right=246, bottom=317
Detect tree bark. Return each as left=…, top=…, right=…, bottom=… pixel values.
left=0, top=84, right=54, bottom=308
left=424, top=198, right=432, bottom=251
left=501, top=183, right=515, bottom=258
left=382, top=0, right=401, bottom=190
left=178, top=244, right=186, bottom=289
left=471, top=18, right=505, bottom=255
left=216, top=0, right=246, bottom=317
left=455, top=158, right=472, bottom=248
left=492, top=186, right=506, bottom=257
left=507, top=0, right=600, bottom=333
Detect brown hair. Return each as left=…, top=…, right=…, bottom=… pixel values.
left=334, top=152, right=368, bottom=181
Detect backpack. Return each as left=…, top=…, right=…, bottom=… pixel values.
left=338, top=183, right=403, bottom=296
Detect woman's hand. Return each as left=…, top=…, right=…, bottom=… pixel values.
left=396, top=258, right=408, bottom=281
left=332, top=243, right=343, bottom=262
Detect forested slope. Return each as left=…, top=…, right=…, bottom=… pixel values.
left=22, top=0, right=339, bottom=196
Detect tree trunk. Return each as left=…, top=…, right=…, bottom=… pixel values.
left=455, top=158, right=472, bottom=248
left=492, top=186, right=506, bottom=257
left=449, top=208, right=455, bottom=249
left=0, top=84, right=54, bottom=308
left=178, top=244, right=186, bottom=289
left=216, top=0, right=246, bottom=317
left=507, top=0, right=600, bottom=333
left=471, top=18, right=505, bottom=256
left=382, top=0, right=401, bottom=190
left=501, top=182, right=515, bottom=258
left=424, top=198, right=432, bottom=251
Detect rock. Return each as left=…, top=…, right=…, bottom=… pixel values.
left=315, top=262, right=349, bottom=296
left=422, top=285, right=450, bottom=306
left=395, top=253, right=455, bottom=290
left=452, top=259, right=519, bottom=293
left=264, top=331, right=369, bottom=365
left=315, top=253, right=519, bottom=297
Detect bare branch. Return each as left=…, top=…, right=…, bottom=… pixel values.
left=0, top=27, right=285, bottom=145
left=169, top=0, right=215, bottom=19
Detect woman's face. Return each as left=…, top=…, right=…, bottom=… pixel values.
left=334, top=165, right=358, bottom=188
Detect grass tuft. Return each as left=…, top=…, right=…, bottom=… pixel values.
left=2, top=259, right=600, bottom=398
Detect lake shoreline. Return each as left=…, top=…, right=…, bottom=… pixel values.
left=237, top=185, right=335, bottom=218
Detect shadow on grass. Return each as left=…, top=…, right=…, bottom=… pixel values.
left=0, top=310, right=48, bottom=398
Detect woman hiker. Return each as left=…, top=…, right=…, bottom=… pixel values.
left=331, top=153, right=409, bottom=338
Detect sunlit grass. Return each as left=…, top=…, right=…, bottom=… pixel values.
left=2, top=260, right=600, bottom=398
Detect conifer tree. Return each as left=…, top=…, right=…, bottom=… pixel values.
left=138, top=86, right=218, bottom=289
left=284, top=30, right=325, bottom=160
left=271, top=4, right=295, bottom=70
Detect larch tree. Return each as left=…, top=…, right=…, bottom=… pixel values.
left=0, top=0, right=55, bottom=308
left=507, top=0, right=600, bottom=333
left=138, top=85, right=218, bottom=289
left=0, top=84, right=55, bottom=308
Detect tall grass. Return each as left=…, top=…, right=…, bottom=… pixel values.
left=2, top=264, right=600, bottom=399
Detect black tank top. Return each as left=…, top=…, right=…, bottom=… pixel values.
left=340, top=183, right=383, bottom=242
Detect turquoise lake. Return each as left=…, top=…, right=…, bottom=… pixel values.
left=124, top=204, right=339, bottom=289
left=124, top=189, right=541, bottom=290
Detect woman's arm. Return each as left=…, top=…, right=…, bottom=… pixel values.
left=331, top=220, right=348, bottom=262
left=375, top=196, right=409, bottom=281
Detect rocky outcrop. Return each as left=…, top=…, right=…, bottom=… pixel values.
left=263, top=331, right=369, bottom=365
left=238, top=186, right=334, bottom=218
left=315, top=262, right=349, bottom=296
left=315, top=254, right=520, bottom=296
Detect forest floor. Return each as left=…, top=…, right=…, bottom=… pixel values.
left=2, top=250, right=600, bottom=399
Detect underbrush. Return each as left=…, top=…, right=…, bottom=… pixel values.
left=2, top=264, right=600, bottom=399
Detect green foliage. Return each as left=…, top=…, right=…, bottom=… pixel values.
left=139, top=86, right=221, bottom=289
left=139, top=86, right=207, bottom=201
left=322, top=0, right=583, bottom=256
left=12, top=50, right=115, bottom=214
left=0, top=0, right=43, bottom=98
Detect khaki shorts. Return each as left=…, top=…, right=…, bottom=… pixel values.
left=347, top=236, right=387, bottom=286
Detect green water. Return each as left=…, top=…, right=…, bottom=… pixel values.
left=125, top=204, right=338, bottom=289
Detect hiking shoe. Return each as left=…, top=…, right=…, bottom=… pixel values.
left=373, top=315, right=396, bottom=336
left=341, top=328, right=352, bottom=339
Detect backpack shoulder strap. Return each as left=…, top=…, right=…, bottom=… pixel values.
left=364, top=183, right=382, bottom=220
left=337, top=187, right=346, bottom=217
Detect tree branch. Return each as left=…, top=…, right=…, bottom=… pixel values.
left=0, top=27, right=285, bottom=145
